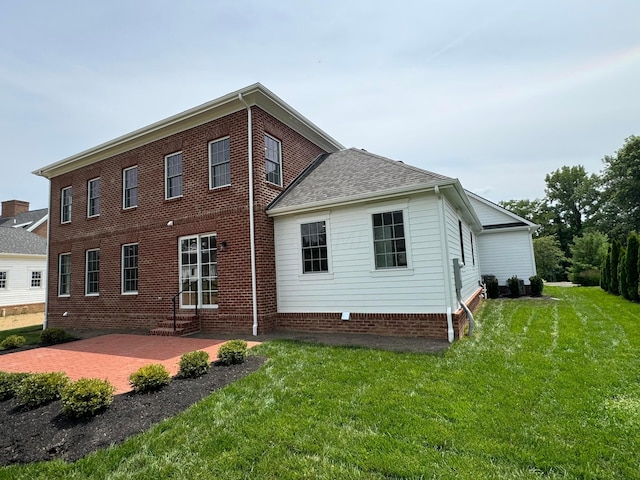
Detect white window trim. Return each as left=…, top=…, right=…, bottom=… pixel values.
left=296, top=213, right=333, bottom=279
left=121, top=243, right=139, bottom=295
left=87, top=177, right=101, bottom=218
left=29, top=269, right=43, bottom=289
left=265, top=134, right=283, bottom=187
left=122, top=165, right=138, bottom=210
left=209, top=136, right=231, bottom=190
left=61, top=186, right=72, bottom=224
left=367, top=202, right=413, bottom=274
left=0, top=270, right=8, bottom=289
left=85, top=248, right=100, bottom=296
left=165, top=151, right=183, bottom=200
left=58, top=253, right=71, bottom=297
left=178, top=233, right=219, bottom=309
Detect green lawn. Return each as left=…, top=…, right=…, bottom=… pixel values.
left=0, top=325, right=43, bottom=347
left=3, top=286, right=640, bottom=479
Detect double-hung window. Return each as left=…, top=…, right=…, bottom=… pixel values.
left=165, top=152, right=183, bottom=199
left=59, top=253, right=71, bottom=296
left=61, top=187, right=72, bottom=223
left=372, top=210, right=407, bottom=269
left=209, top=137, right=230, bottom=188
left=265, top=134, right=282, bottom=186
left=87, top=178, right=100, bottom=217
left=86, top=249, right=100, bottom=295
left=30, top=271, right=42, bottom=288
left=0, top=271, right=6, bottom=289
left=122, top=243, right=139, bottom=294
left=123, top=166, right=138, bottom=209
left=301, top=221, right=328, bottom=273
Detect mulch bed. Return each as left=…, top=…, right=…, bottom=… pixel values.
left=0, top=355, right=266, bottom=466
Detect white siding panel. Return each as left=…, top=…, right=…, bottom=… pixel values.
left=469, top=196, right=517, bottom=226
left=273, top=194, right=449, bottom=314
left=0, top=256, right=47, bottom=307
left=477, top=230, right=536, bottom=285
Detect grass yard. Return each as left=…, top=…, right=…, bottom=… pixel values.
left=0, top=325, right=43, bottom=348
left=2, top=286, right=639, bottom=479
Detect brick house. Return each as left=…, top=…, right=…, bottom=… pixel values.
left=35, top=83, right=535, bottom=340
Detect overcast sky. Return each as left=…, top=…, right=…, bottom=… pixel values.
left=1, top=1, right=639, bottom=211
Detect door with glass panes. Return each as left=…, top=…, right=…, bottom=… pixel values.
left=179, top=234, right=218, bottom=308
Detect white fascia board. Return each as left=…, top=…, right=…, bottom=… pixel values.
left=0, top=253, right=47, bottom=260
left=445, top=183, right=484, bottom=232
left=478, top=225, right=538, bottom=234
left=267, top=179, right=457, bottom=217
left=27, top=215, right=48, bottom=232
left=466, top=190, right=539, bottom=228
left=33, top=83, right=344, bottom=179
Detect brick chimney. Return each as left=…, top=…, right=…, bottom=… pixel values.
left=1, top=200, right=30, bottom=218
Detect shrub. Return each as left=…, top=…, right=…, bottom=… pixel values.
left=61, top=378, right=115, bottom=417
left=0, top=335, right=26, bottom=350
left=217, top=339, right=248, bottom=365
left=0, top=372, right=33, bottom=400
left=40, top=328, right=74, bottom=346
left=129, top=364, right=171, bottom=393
left=485, top=276, right=500, bottom=299
left=571, top=269, right=601, bottom=287
left=15, top=371, right=70, bottom=408
left=529, top=275, right=544, bottom=296
left=507, top=276, right=522, bottom=298
left=178, top=350, right=210, bottom=378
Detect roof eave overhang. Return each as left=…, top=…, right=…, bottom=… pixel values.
left=478, top=224, right=540, bottom=234
left=33, top=83, right=344, bottom=179
left=0, top=252, right=47, bottom=259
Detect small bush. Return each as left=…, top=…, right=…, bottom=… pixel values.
left=507, top=276, right=522, bottom=298
left=0, top=372, right=33, bottom=400
left=15, top=371, right=70, bottom=408
left=0, top=335, right=26, bottom=350
left=129, top=364, right=171, bottom=393
left=61, top=378, right=115, bottom=417
left=217, top=339, right=248, bottom=365
left=178, top=350, right=210, bottom=378
left=529, top=275, right=544, bottom=296
left=485, top=277, right=500, bottom=299
left=571, top=269, right=601, bottom=287
left=40, top=328, right=74, bottom=346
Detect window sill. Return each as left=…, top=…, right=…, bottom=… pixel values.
left=298, top=273, right=334, bottom=280
left=209, top=184, right=231, bottom=192
left=58, top=294, right=70, bottom=298
left=85, top=293, right=100, bottom=297
left=121, top=291, right=138, bottom=296
left=164, top=195, right=183, bottom=202
left=369, top=268, right=414, bottom=277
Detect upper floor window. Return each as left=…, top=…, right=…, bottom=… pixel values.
left=59, top=253, right=71, bottom=296
left=372, top=210, right=407, bottom=269
left=30, top=271, right=43, bottom=288
left=209, top=137, right=230, bottom=188
left=301, top=221, right=328, bottom=273
left=122, top=243, right=139, bottom=294
left=0, top=271, right=6, bottom=289
left=165, top=152, right=183, bottom=199
left=87, top=178, right=101, bottom=217
left=265, top=134, right=282, bottom=186
left=123, top=166, right=138, bottom=209
left=61, top=186, right=72, bottom=223
left=86, top=248, right=100, bottom=296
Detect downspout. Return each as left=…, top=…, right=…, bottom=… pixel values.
left=238, top=93, right=259, bottom=336
left=453, top=257, right=475, bottom=336
left=435, top=185, right=455, bottom=343
left=43, top=180, right=51, bottom=330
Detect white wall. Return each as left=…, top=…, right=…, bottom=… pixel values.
left=274, top=193, right=452, bottom=314
left=0, top=254, right=47, bottom=307
left=476, top=229, right=537, bottom=285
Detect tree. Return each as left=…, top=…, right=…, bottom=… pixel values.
left=600, top=135, right=640, bottom=241
left=533, top=235, right=567, bottom=281
left=544, top=166, right=600, bottom=254
left=498, top=198, right=554, bottom=237
left=625, top=233, right=639, bottom=301
left=610, top=239, right=621, bottom=295
left=570, top=232, right=608, bottom=286
left=619, top=250, right=629, bottom=300
left=601, top=247, right=611, bottom=291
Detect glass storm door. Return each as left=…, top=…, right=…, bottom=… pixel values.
left=179, top=234, right=218, bottom=308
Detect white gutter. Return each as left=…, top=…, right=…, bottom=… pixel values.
left=435, top=185, right=454, bottom=343
left=238, top=93, right=259, bottom=336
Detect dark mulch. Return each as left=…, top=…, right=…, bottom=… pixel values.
left=0, top=355, right=266, bottom=466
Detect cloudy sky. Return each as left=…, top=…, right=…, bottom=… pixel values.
left=1, top=0, right=638, bottom=211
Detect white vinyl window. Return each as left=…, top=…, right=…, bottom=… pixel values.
left=301, top=221, right=328, bottom=273
left=61, top=186, right=72, bottom=223
left=165, top=152, right=183, bottom=199
left=122, top=243, right=139, bottom=294
left=87, top=177, right=101, bottom=217
left=209, top=137, right=231, bottom=188
left=372, top=210, right=407, bottom=269
left=179, top=234, right=218, bottom=308
left=86, top=249, right=100, bottom=296
left=265, top=134, right=282, bottom=186
left=123, top=166, right=138, bottom=209
left=58, top=253, right=71, bottom=296
left=0, top=271, right=7, bottom=289
left=30, top=271, right=43, bottom=288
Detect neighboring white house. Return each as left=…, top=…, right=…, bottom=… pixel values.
left=466, top=191, right=538, bottom=288
left=0, top=227, right=47, bottom=314
left=267, top=149, right=485, bottom=339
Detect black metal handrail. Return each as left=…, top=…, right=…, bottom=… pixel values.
left=172, top=288, right=199, bottom=332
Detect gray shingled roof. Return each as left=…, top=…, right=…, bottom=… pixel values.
left=269, top=148, right=453, bottom=211
left=0, top=227, right=47, bottom=255
left=0, top=208, right=48, bottom=230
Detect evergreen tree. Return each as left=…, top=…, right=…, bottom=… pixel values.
left=610, top=240, right=621, bottom=295
left=626, top=233, right=639, bottom=301
left=601, top=249, right=611, bottom=292
left=619, top=250, right=629, bottom=300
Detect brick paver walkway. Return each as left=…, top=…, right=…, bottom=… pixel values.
left=0, top=334, right=260, bottom=394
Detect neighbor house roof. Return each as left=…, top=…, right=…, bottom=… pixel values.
left=0, top=227, right=47, bottom=255
left=34, top=83, right=345, bottom=179
left=0, top=208, right=48, bottom=232
left=267, top=148, right=483, bottom=230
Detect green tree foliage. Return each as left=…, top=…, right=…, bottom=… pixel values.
left=498, top=198, right=554, bottom=237
left=601, top=246, right=611, bottom=292
left=601, top=135, right=640, bottom=241
left=533, top=235, right=567, bottom=281
left=610, top=240, right=621, bottom=295
left=619, top=251, right=629, bottom=300
left=570, top=232, right=608, bottom=273
left=625, top=233, right=639, bottom=301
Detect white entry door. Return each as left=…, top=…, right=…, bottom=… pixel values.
left=179, top=234, right=218, bottom=309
